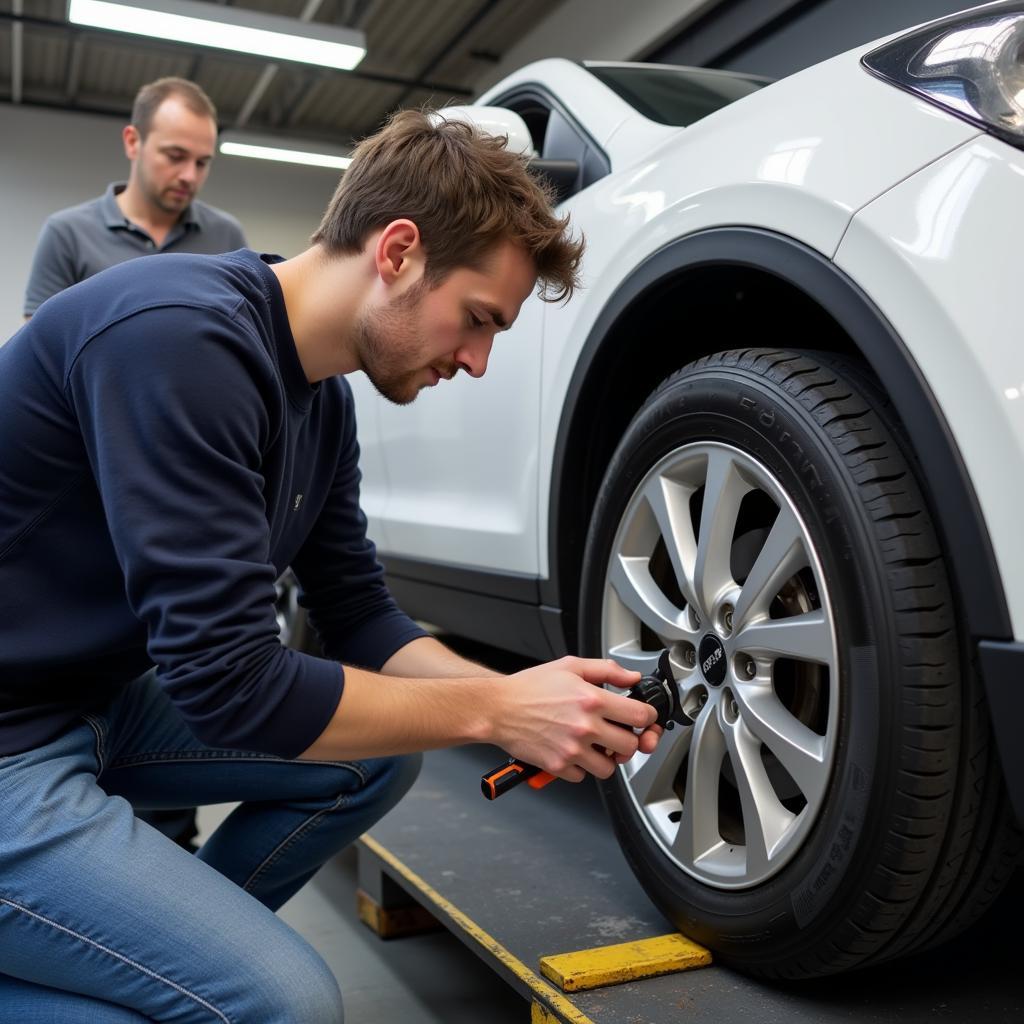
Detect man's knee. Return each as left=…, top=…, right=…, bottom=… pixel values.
left=367, top=752, right=421, bottom=812
left=244, top=933, right=343, bottom=1024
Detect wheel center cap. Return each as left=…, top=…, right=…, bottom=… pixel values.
left=698, top=634, right=727, bottom=686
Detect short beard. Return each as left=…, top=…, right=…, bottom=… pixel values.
left=355, top=280, right=432, bottom=406
left=138, top=162, right=190, bottom=215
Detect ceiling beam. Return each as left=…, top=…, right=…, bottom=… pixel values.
left=278, top=72, right=327, bottom=130
left=274, top=71, right=318, bottom=128
left=233, top=0, right=326, bottom=129
left=644, top=0, right=822, bottom=67
left=187, top=0, right=234, bottom=80
left=64, top=35, right=85, bottom=104
left=11, top=0, right=23, bottom=104
left=339, top=0, right=375, bottom=29
left=0, top=11, right=473, bottom=99
left=1, top=92, right=371, bottom=145
left=391, top=0, right=501, bottom=110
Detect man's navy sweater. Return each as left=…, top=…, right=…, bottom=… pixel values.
left=0, top=249, right=426, bottom=757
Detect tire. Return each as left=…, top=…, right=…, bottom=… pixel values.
left=579, top=348, right=1020, bottom=979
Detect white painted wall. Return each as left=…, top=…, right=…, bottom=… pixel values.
left=473, top=0, right=723, bottom=93
left=0, top=103, right=342, bottom=337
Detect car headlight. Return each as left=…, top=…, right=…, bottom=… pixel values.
left=863, top=1, right=1024, bottom=148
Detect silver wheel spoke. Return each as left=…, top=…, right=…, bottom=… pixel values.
left=734, top=688, right=827, bottom=802
left=608, top=554, right=689, bottom=641
left=733, top=508, right=805, bottom=629
left=723, top=720, right=795, bottom=879
left=628, top=725, right=692, bottom=805
left=735, top=609, right=832, bottom=664
left=694, top=451, right=750, bottom=614
left=672, top=709, right=725, bottom=864
left=643, top=474, right=700, bottom=612
left=606, top=642, right=664, bottom=677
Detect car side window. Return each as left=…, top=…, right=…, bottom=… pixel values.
left=512, top=99, right=551, bottom=155
left=541, top=108, right=608, bottom=193
left=498, top=89, right=610, bottom=201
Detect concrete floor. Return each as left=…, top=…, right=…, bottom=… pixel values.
left=199, top=783, right=1024, bottom=1024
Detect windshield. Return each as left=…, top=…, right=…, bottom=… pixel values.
left=587, top=65, right=769, bottom=127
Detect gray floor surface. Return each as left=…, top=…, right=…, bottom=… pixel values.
left=199, top=791, right=1024, bottom=1024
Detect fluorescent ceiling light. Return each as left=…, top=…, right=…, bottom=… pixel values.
left=67, top=0, right=366, bottom=70
left=220, top=134, right=352, bottom=170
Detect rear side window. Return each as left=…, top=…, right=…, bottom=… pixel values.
left=588, top=66, right=769, bottom=126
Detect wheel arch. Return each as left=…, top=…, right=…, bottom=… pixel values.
left=545, top=227, right=1011, bottom=651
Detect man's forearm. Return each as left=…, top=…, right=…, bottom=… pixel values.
left=298, top=655, right=658, bottom=779
left=380, top=634, right=501, bottom=679
left=299, top=666, right=495, bottom=761
left=299, top=638, right=500, bottom=761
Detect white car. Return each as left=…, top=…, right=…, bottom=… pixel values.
left=348, top=2, right=1024, bottom=978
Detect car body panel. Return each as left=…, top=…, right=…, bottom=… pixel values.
left=347, top=369, right=391, bottom=550
left=356, top=50, right=978, bottom=577
left=374, top=295, right=545, bottom=570
left=835, top=133, right=1024, bottom=638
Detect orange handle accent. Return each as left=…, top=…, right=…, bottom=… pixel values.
left=481, top=758, right=553, bottom=798
left=483, top=762, right=525, bottom=799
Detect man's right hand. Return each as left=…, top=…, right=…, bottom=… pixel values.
left=488, top=656, right=659, bottom=782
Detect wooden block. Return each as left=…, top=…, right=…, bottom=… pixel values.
left=539, top=933, right=712, bottom=992
left=356, top=887, right=442, bottom=939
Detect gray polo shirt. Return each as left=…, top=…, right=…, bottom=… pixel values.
left=23, top=182, right=248, bottom=315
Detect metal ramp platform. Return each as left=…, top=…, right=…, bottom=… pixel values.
left=357, top=745, right=1022, bottom=1023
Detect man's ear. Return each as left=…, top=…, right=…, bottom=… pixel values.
left=123, top=125, right=141, bottom=161
left=374, top=219, right=423, bottom=287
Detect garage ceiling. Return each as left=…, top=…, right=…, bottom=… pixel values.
left=0, top=0, right=568, bottom=147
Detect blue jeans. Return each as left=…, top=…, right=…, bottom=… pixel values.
left=0, top=672, right=421, bottom=1022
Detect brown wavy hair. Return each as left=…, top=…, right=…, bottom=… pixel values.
left=311, top=108, right=584, bottom=302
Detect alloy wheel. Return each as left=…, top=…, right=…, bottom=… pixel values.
left=602, top=441, right=838, bottom=889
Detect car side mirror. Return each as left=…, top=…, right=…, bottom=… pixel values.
left=430, top=105, right=536, bottom=157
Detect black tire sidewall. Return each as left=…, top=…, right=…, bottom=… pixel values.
left=582, top=359, right=902, bottom=966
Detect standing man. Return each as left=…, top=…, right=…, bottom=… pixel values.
left=23, top=76, right=246, bottom=317
left=0, top=108, right=660, bottom=1022
left=22, top=77, right=246, bottom=848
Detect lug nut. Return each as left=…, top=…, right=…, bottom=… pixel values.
left=730, top=699, right=739, bottom=718
left=698, top=692, right=707, bottom=708
left=723, top=606, right=734, bottom=633
left=745, top=660, right=756, bottom=678
left=683, top=647, right=696, bottom=668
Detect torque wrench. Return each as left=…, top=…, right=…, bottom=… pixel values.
left=480, top=649, right=682, bottom=799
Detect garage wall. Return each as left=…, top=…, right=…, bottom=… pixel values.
left=0, top=103, right=341, bottom=337
left=723, top=0, right=969, bottom=78
left=651, top=0, right=971, bottom=78
left=472, top=0, right=723, bottom=93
